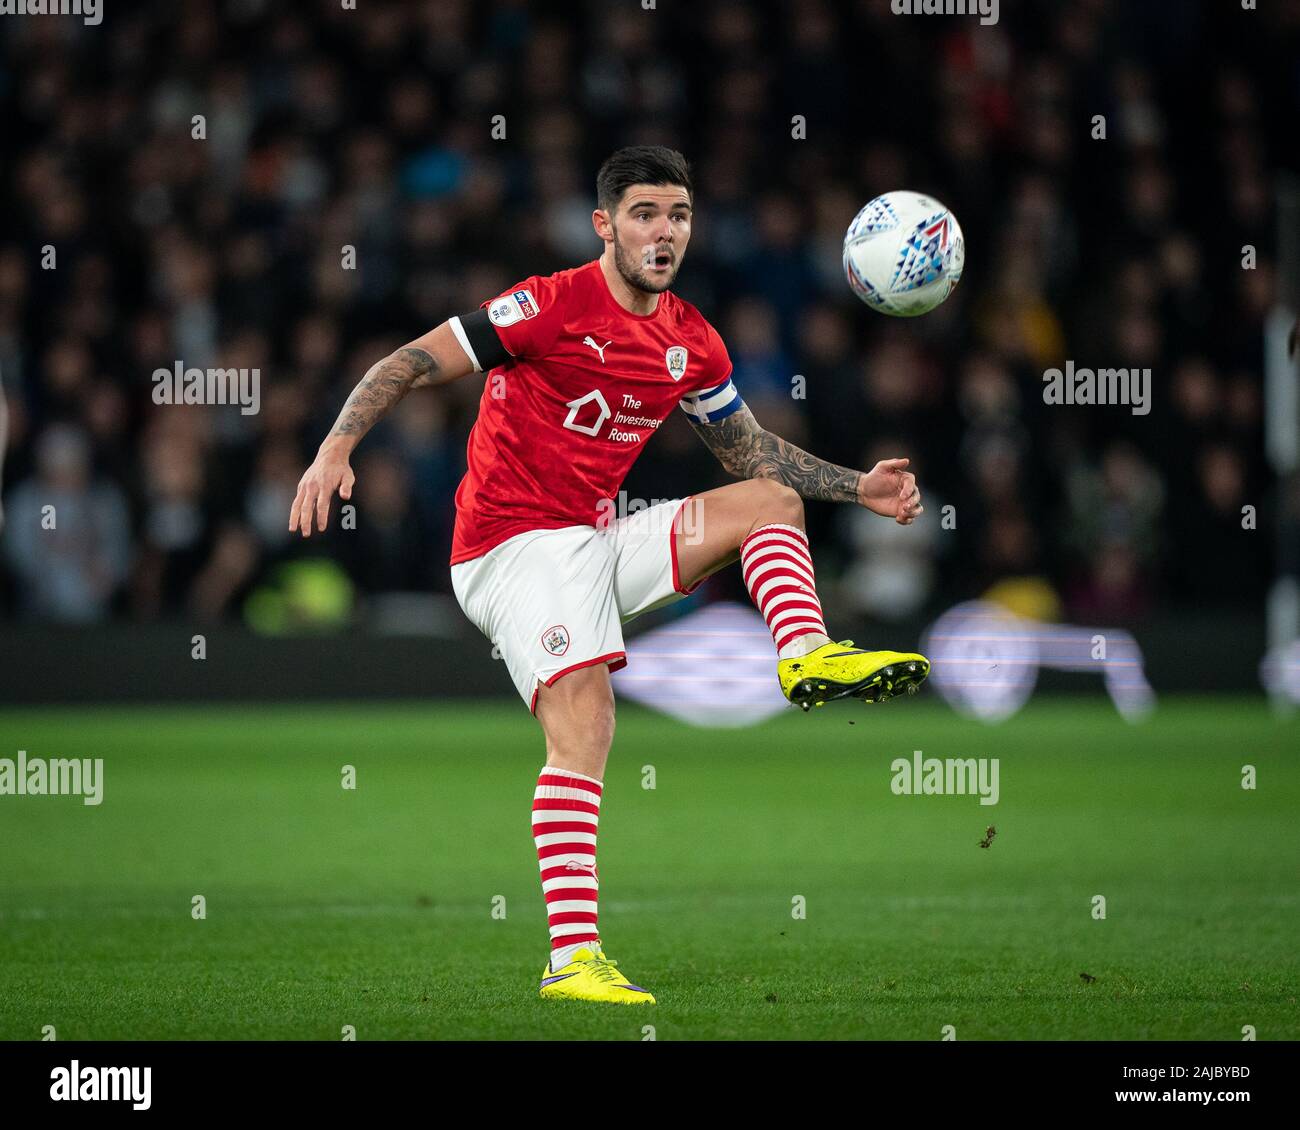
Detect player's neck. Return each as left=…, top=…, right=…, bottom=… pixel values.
left=598, top=252, right=660, bottom=317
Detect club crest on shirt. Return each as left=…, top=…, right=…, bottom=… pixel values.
left=488, top=289, right=539, bottom=327
left=541, top=624, right=570, bottom=657
left=665, top=346, right=688, bottom=381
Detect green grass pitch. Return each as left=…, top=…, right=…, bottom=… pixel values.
left=0, top=697, right=1295, bottom=1040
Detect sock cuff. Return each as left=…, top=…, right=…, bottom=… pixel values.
left=740, top=523, right=809, bottom=554
left=538, top=765, right=603, bottom=787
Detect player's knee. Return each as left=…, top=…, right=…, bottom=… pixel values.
left=587, top=701, right=616, bottom=756
left=545, top=704, right=614, bottom=772
left=753, top=478, right=803, bottom=527
left=538, top=668, right=616, bottom=763
left=565, top=688, right=615, bottom=749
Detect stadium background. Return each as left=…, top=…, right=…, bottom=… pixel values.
left=2, top=0, right=1295, bottom=679
left=1, top=0, right=1299, bottom=1044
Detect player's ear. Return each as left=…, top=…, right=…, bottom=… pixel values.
left=592, top=208, right=613, bottom=243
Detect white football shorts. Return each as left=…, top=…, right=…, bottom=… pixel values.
left=450, top=498, right=705, bottom=712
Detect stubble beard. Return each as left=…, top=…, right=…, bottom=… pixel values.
left=612, top=229, right=678, bottom=294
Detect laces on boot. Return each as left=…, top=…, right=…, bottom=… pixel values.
left=580, top=955, right=623, bottom=984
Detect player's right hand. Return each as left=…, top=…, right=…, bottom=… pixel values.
left=289, top=446, right=355, bottom=537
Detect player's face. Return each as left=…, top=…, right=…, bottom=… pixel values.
left=608, top=185, right=692, bottom=294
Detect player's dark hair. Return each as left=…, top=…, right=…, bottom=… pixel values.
left=596, top=146, right=693, bottom=212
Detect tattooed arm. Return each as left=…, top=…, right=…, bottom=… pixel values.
left=290, top=321, right=474, bottom=537
left=327, top=346, right=436, bottom=439
left=690, top=403, right=924, bottom=525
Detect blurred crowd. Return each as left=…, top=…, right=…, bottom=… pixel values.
left=1, top=0, right=1295, bottom=628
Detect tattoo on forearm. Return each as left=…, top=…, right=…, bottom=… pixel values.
left=690, top=405, right=861, bottom=503
left=330, top=347, right=437, bottom=437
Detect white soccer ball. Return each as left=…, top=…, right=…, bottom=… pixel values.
left=842, top=191, right=965, bottom=317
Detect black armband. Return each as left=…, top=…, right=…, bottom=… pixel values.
left=449, top=309, right=512, bottom=372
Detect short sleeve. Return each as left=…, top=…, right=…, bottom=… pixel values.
left=678, top=322, right=743, bottom=424
left=479, top=274, right=565, bottom=360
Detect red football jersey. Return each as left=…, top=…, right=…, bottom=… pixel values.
left=449, top=260, right=742, bottom=565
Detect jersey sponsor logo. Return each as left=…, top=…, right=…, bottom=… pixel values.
left=665, top=346, right=688, bottom=381
left=487, top=288, right=539, bottom=327
left=562, top=389, right=612, bottom=436
left=541, top=624, right=570, bottom=656
left=514, top=289, right=538, bottom=319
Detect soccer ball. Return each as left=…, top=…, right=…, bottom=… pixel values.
left=842, top=191, right=965, bottom=317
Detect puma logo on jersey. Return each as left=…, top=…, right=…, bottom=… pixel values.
left=582, top=336, right=612, bottom=363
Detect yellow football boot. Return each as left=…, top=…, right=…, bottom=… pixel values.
left=778, top=640, right=930, bottom=711
left=539, top=946, right=656, bottom=1004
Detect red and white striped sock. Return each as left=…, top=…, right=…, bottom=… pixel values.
left=740, top=522, right=832, bottom=659
left=532, top=765, right=602, bottom=972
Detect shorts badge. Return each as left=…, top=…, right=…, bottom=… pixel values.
left=541, top=625, right=570, bottom=657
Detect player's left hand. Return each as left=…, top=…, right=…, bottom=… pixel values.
left=859, top=458, right=923, bottom=525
